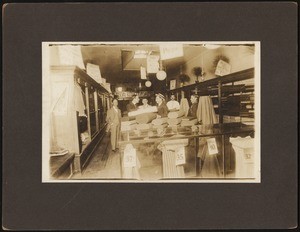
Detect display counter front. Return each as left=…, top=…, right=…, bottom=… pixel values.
left=119, top=122, right=255, bottom=180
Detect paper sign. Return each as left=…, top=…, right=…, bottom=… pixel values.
left=159, top=44, right=184, bottom=60
left=207, top=138, right=218, bottom=155
left=147, top=55, right=159, bottom=73
left=123, top=144, right=137, bottom=168
left=51, top=83, right=69, bottom=115
left=87, top=63, right=102, bottom=83
left=215, top=60, right=231, bottom=76
left=140, top=66, right=147, bottom=79
left=58, top=45, right=85, bottom=69
left=170, top=79, right=176, bottom=90
left=175, top=146, right=186, bottom=165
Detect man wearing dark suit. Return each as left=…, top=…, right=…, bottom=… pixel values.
left=155, top=93, right=168, bottom=118
left=106, top=99, right=122, bottom=152
left=189, top=94, right=198, bottom=118
left=126, top=94, right=140, bottom=113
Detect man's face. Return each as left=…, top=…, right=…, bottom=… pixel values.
left=135, top=96, right=140, bottom=103
left=156, top=96, right=161, bottom=104
left=142, top=99, right=148, bottom=105
left=171, top=95, right=175, bottom=100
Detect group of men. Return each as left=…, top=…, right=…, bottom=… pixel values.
left=106, top=93, right=199, bottom=151
left=126, top=93, right=198, bottom=118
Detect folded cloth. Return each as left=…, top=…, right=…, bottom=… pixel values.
left=181, top=116, right=197, bottom=121
left=136, top=123, right=153, bottom=130
left=121, top=116, right=136, bottom=121
left=181, top=118, right=198, bottom=126
left=121, top=123, right=137, bottom=131
left=167, top=118, right=182, bottom=126
left=121, top=120, right=137, bottom=126
left=168, top=110, right=185, bottom=119
left=128, top=106, right=158, bottom=117
left=136, top=112, right=157, bottom=124
left=153, top=123, right=168, bottom=129
left=152, top=117, right=168, bottom=125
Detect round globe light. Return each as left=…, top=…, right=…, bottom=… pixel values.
left=145, top=80, right=152, bottom=87
left=156, top=70, right=167, bottom=80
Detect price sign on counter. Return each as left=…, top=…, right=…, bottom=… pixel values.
left=207, top=138, right=218, bottom=155
left=123, top=144, right=137, bottom=168
left=175, top=146, right=186, bottom=165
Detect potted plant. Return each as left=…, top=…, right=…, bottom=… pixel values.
left=193, top=67, right=205, bottom=83
left=179, top=74, right=190, bottom=87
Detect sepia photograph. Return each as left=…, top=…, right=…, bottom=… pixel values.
left=42, top=41, right=260, bottom=182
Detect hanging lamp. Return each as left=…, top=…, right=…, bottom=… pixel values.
left=145, top=80, right=152, bottom=87
left=156, top=59, right=167, bottom=81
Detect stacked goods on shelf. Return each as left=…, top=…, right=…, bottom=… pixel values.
left=152, top=117, right=168, bottom=125
left=121, top=119, right=137, bottom=132
left=128, top=106, right=157, bottom=117
left=240, top=94, right=254, bottom=118
left=168, top=110, right=185, bottom=119
left=128, top=112, right=157, bottom=131
left=181, top=117, right=198, bottom=126
left=167, top=110, right=184, bottom=126
left=152, top=117, right=168, bottom=129
left=152, top=123, right=168, bottom=129
left=167, top=118, right=182, bottom=126
left=136, top=112, right=157, bottom=124
left=136, top=123, right=153, bottom=130
left=223, top=115, right=240, bottom=123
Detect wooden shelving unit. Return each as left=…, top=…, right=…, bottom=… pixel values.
left=50, top=65, right=112, bottom=176
left=167, top=68, right=255, bottom=123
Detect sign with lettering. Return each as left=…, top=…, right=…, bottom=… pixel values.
left=123, top=144, right=137, bottom=168
left=207, top=138, right=219, bottom=155
left=146, top=55, right=159, bottom=73
left=215, top=60, right=231, bottom=76
left=175, top=146, right=186, bottom=165
left=87, top=63, right=102, bottom=83
left=140, top=66, right=147, bottom=79
left=159, top=44, right=184, bottom=60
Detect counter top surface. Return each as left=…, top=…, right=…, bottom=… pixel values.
left=120, top=122, right=254, bottom=145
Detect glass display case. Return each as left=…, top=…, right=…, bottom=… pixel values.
left=49, top=65, right=111, bottom=176
left=119, top=122, right=254, bottom=180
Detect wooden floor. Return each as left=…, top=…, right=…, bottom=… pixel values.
left=72, top=134, right=122, bottom=179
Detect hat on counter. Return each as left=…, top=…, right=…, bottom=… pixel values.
left=155, top=93, right=165, bottom=100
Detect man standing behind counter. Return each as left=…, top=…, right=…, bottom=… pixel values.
left=166, top=94, right=180, bottom=111
left=189, top=94, right=199, bottom=118
left=126, top=94, right=140, bottom=113
left=155, top=93, right=168, bottom=118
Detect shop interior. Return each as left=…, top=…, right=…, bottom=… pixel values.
left=45, top=42, right=257, bottom=181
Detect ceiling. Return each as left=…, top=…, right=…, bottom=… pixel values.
left=80, top=44, right=205, bottom=88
